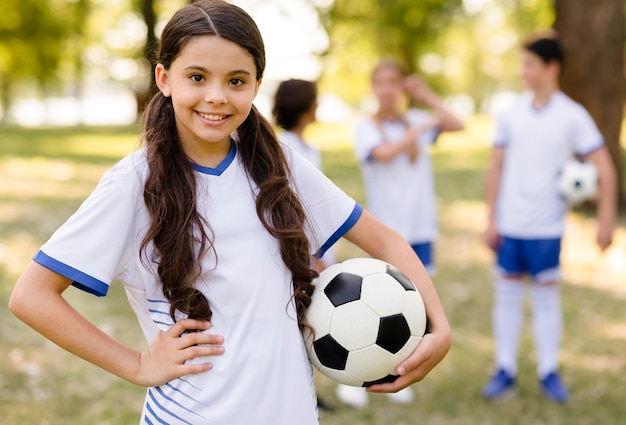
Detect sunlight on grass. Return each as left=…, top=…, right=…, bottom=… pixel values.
left=562, top=214, right=626, bottom=296
left=2, top=123, right=626, bottom=424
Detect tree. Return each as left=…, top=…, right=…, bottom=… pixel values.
left=318, top=0, right=463, bottom=106
left=135, top=0, right=158, bottom=113
left=554, top=0, right=625, bottom=203
left=0, top=0, right=88, bottom=121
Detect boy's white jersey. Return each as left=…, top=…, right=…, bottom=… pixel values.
left=494, top=91, right=603, bottom=238
left=34, top=140, right=361, bottom=425
left=354, top=109, right=439, bottom=244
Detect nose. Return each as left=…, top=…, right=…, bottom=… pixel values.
left=204, top=83, right=228, bottom=105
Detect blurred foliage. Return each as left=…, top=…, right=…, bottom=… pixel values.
left=317, top=0, right=554, bottom=110
left=0, top=0, right=189, bottom=122
left=0, top=0, right=87, bottom=116
left=1, top=0, right=614, bottom=121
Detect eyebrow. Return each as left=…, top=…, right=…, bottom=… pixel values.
left=183, top=66, right=252, bottom=76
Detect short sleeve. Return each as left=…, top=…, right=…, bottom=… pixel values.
left=354, top=117, right=383, bottom=162
left=284, top=147, right=362, bottom=258
left=34, top=154, right=144, bottom=296
left=572, top=107, right=604, bottom=156
left=492, top=113, right=509, bottom=148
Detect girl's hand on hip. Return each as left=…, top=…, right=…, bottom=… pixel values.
left=134, top=319, right=224, bottom=387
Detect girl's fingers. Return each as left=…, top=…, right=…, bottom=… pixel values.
left=182, top=343, right=225, bottom=360
left=179, top=332, right=225, bottom=349
left=367, top=334, right=441, bottom=393
left=167, top=319, right=211, bottom=337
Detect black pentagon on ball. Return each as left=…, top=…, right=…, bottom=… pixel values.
left=376, top=314, right=411, bottom=354
left=324, top=272, right=363, bottom=307
left=386, top=265, right=415, bottom=291
left=314, top=334, right=349, bottom=370
left=362, top=374, right=399, bottom=387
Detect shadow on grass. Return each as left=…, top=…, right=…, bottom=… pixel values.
left=1, top=125, right=625, bottom=424
left=1, top=125, right=140, bottom=165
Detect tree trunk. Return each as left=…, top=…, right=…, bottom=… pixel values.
left=554, top=0, right=626, bottom=205
left=137, top=0, right=157, bottom=116
left=0, top=72, right=12, bottom=124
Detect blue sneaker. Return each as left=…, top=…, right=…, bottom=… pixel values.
left=482, top=369, right=516, bottom=400
left=540, top=371, right=569, bottom=403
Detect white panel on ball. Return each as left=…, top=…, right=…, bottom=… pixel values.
left=403, top=290, right=427, bottom=336
left=330, top=302, right=380, bottom=351
left=345, top=345, right=396, bottom=382
left=318, top=365, right=363, bottom=387
left=305, top=291, right=336, bottom=340
left=340, top=257, right=387, bottom=276
left=360, top=273, right=407, bottom=317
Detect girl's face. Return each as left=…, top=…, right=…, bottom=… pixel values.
left=372, top=67, right=404, bottom=112
left=156, top=35, right=261, bottom=160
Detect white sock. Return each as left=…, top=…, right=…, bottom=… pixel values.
left=493, top=278, right=525, bottom=376
left=531, top=284, right=562, bottom=378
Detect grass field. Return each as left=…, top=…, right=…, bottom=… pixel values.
left=1, top=120, right=625, bottom=424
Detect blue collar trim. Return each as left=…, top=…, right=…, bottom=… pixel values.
left=189, top=139, right=237, bottom=176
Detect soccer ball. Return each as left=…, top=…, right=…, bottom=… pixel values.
left=557, top=158, right=598, bottom=205
left=303, top=258, right=427, bottom=387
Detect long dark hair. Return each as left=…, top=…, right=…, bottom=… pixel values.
left=140, top=0, right=317, bottom=329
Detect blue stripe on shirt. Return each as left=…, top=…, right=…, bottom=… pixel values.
left=315, top=203, right=363, bottom=259
left=33, top=250, right=109, bottom=296
left=147, top=389, right=194, bottom=425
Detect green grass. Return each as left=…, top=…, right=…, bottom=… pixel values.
left=1, top=122, right=626, bottom=424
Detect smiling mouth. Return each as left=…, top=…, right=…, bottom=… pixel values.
left=198, top=112, right=230, bottom=121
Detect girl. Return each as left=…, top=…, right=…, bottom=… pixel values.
left=272, top=78, right=336, bottom=271
left=9, top=2, right=451, bottom=424
left=341, top=60, right=463, bottom=407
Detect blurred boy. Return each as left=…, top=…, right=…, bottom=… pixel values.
left=482, top=34, right=617, bottom=402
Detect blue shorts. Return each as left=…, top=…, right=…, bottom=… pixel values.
left=497, top=237, right=561, bottom=283
left=411, top=242, right=435, bottom=275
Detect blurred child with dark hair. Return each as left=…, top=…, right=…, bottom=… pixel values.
left=273, top=79, right=336, bottom=270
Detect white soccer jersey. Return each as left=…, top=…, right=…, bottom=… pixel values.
left=279, top=131, right=336, bottom=265
left=34, top=140, right=361, bottom=425
left=354, top=109, right=439, bottom=244
left=494, top=91, right=604, bottom=238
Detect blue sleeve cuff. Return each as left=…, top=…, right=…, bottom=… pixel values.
left=315, top=203, right=363, bottom=259
left=579, top=142, right=604, bottom=158
left=33, top=250, right=109, bottom=297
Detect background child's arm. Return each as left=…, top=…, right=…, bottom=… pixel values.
left=484, top=147, right=505, bottom=251
left=404, top=75, right=464, bottom=133
left=9, top=261, right=224, bottom=387
left=585, top=146, right=617, bottom=250
left=343, top=210, right=451, bottom=393
left=368, top=119, right=440, bottom=163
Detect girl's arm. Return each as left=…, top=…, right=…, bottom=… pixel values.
left=404, top=75, right=464, bottom=133
left=343, top=210, right=451, bottom=392
left=9, top=261, right=224, bottom=387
